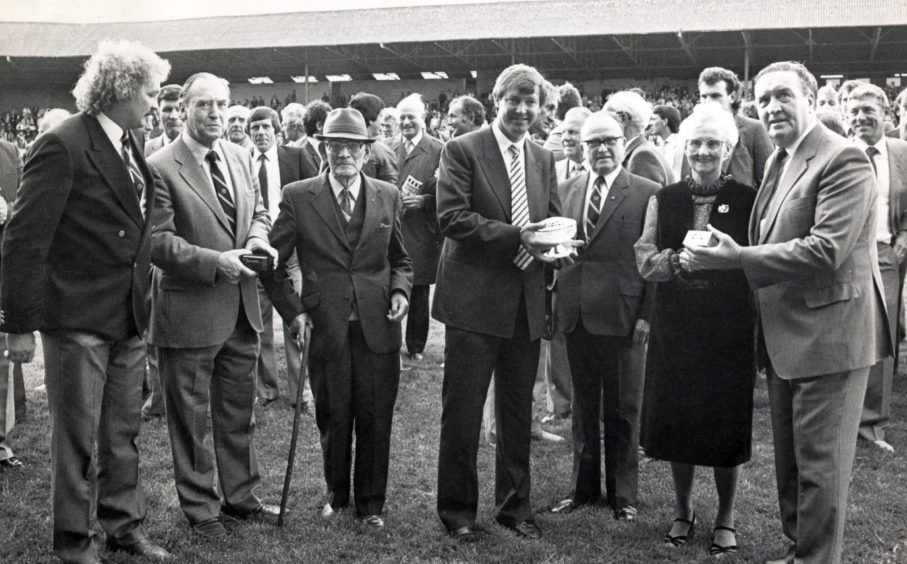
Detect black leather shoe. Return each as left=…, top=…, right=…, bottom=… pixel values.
left=223, top=503, right=281, bottom=526
left=106, top=538, right=173, bottom=561
left=497, top=517, right=542, bottom=539
left=192, top=517, right=229, bottom=538
left=449, top=525, right=479, bottom=543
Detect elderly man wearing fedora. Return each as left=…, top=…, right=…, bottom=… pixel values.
left=263, top=108, right=413, bottom=529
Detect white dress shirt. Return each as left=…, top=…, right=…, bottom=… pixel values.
left=584, top=166, right=622, bottom=232
left=254, top=145, right=281, bottom=219
left=855, top=137, right=891, bottom=243
left=182, top=132, right=236, bottom=201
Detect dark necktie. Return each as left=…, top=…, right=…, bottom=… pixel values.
left=205, top=150, right=237, bottom=233
left=754, top=148, right=788, bottom=241
left=120, top=132, right=144, bottom=207
left=586, top=175, right=605, bottom=239
left=866, top=146, right=879, bottom=177
left=258, top=153, right=269, bottom=209
left=338, top=187, right=353, bottom=223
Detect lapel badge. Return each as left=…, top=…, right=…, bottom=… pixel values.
left=718, top=204, right=729, bottom=213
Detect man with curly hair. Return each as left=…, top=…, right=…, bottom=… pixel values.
left=0, top=39, right=172, bottom=563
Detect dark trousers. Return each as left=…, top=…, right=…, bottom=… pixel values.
left=309, top=320, right=400, bottom=516
left=767, top=366, right=868, bottom=564
left=437, top=301, right=539, bottom=531
left=42, top=330, right=148, bottom=564
left=566, top=323, right=644, bottom=509
left=405, top=284, right=431, bottom=354
left=158, top=319, right=262, bottom=525
left=860, top=241, right=901, bottom=442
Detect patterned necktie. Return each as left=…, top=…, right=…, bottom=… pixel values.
left=866, top=146, right=879, bottom=177
left=258, top=153, right=269, bottom=209
left=120, top=131, right=144, bottom=208
left=586, top=175, right=605, bottom=239
left=508, top=144, right=532, bottom=270
left=754, top=148, right=788, bottom=241
left=338, top=187, right=353, bottom=223
left=205, top=150, right=237, bottom=233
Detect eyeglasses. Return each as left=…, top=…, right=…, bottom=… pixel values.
left=686, top=138, right=726, bottom=151
left=584, top=136, right=624, bottom=150
left=325, top=140, right=364, bottom=154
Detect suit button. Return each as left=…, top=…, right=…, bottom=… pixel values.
left=117, top=230, right=126, bottom=237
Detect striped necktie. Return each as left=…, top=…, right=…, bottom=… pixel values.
left=338, top=187, right=354, bottom=223
left=508, top=144, right=532, bottom=270
left=120, top=132, right=145, bottom=211
left=205, top=150, right=237, bottom=233
left=586, top=175, right=605, bottom=239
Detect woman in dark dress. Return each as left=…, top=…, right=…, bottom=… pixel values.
left=635, top=104, right=756, bottom=557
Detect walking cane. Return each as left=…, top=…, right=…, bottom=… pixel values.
left=278, top=323, right=312, bottom=528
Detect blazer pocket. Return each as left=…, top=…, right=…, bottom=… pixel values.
left=301, top=291, right=321, bottom=310
left=803, top=283, right=860, bottom=309
left=781, top=194, right=816, bottom=212
left=619, top=279, right=645, bottom=297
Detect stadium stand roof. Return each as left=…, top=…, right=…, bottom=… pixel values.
left=1, top=0, right=906, bottom=87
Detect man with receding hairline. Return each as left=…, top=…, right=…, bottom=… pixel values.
left=149, top=72, right=291, bottom=539
left=684, top=60, right=890, bottom=564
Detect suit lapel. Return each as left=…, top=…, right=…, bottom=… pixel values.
left=83, top=115, right=144, bottom=228
left=277, top=146, right=294, bottom=188
left=623, top=136, right=643, bottom=166
left=355, top=174, right=380, bottom=251
left=588, top=169, right=629, bottom=244
left=524, top=142, right=547, bottom=222
left=562, top=172, right=587, bottom=225
left=886, top=139, right=904, bottom=233
left=174, top=139, right=233, bottom=236
left=477, top=128, right=513, bottom=219
left=223, top=146, right=250, bottom=245
left=311, top=173, right=351, bottom=250
left=759, top=126, right=821, bottom=243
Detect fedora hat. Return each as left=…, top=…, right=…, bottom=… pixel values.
left=315, top=108, right=376, bottom=143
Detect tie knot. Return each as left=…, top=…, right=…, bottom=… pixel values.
left=508, top=145, right=520, bottom=159
left=866, top=146, right=880, bottom=158
left=258, top=153, right=268, bottom=162
left=206, top=150, right=220, bottom=163
left=595, top=175, right=605, bottom=187
left=120, top=131, right=129, bottom=144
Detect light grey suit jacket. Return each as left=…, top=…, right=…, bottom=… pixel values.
left=741, top=123, right=892, bottom=379
left=148, top=137, right=271, bottom=348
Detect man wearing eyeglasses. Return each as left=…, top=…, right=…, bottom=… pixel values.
left=262, top=108, right=412, bottom=530
left=548, top=112, right=658, bottom=522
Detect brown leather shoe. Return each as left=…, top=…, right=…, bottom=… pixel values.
left=106, top=538, right=173, bottom=561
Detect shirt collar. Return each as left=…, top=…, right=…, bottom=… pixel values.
left=854, top=136, right=888, bottom=159
left=492, top=121, right=527, bottom=154
left=182, top=131, right=223, bottom=165
left=406, top=130, right=423, bottom=148
left=592, top=166, right=623, bottom=188
left=96, top=112, right=125, bottom=150
left=256, top=144, right=279, bottom=161
left=782, top=119, right=817, bottom=158
left=329, top=171, right=362, bottom=201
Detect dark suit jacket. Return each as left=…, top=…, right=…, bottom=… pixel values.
left=555, top=169, right=658, bottom=336
left=276, top=144, right=318, bottom=188
left=263, top=172, right=413, bottom=360
left=624, top=136, right=674, bottom=187
left=0, top=140, right=21, bottom=204
left=392, top=133, right=444, bottom=285
left=883, top=137, right=907, bottom=241
left=363, top=140, right=400, bottom=185
left=681, top=114, right=772, bottom=189
left=0, top=112, right=154, bottom=339
left=742, top=124, right=891, bottom=378
left=432, top=126, right=561, bottom=340
left=148, top=137, right=270, bottom=348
